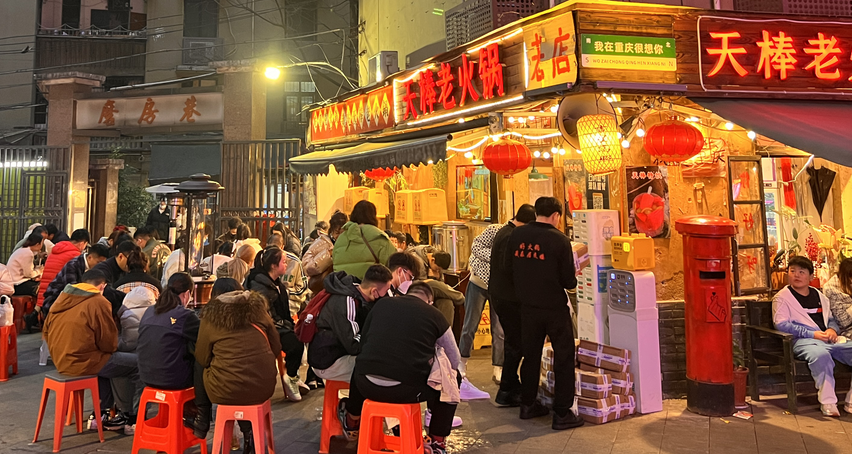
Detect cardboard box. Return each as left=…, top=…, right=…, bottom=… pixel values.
left=573, top=242, right=590, bottom=274
left=577, top=340, right=631, bottom=373
left=575, top=370, right=612, bottom=399
left=612, top=394, right=636, bottom=418
left=577, top=397, right=618, bottom=425
left=579, top=364, right=634, bottom=395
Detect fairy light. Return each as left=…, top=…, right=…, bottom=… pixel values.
left=551, top=147, right=558, bottom=154
left=467, top=28, right=523, bottom=54
left=464, top=151, right=474, bottom=159
left=447, top=136, right=489, bottom=152
left=550, top=105, right=558, bottom=113
left=458, top=118, right=465, bottom=124
left=636, top=128, right=645, bottom=137
left=747, top=131, right=756, bottom=140
left=427, top=159, right=434, bottom=164
left=725, top=122, right=734, bottom=130
left=508, top=117, right=515, bottom=123
left=518, top=117, right=526, bottom=124
left=406, top=94, right=525, bottom=126
left=575, top=149, right=582, bottom=154
left=533, top=150, right=541, bottom=158
left=543, top=151, right=551, bottom=159
left=558, top=148, right=566, bottom=156
left=621, top=139, right=631, bottom=148
left=528, top=116, right=535, bottom=121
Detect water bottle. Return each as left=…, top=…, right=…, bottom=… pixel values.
left=0, top=295, right=12, bottom=327
left=39, top=338, right=49, bottom=366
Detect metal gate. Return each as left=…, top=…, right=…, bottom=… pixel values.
left=0, top=146, right=71, bottom=262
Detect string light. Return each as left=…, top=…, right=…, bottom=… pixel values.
left=458, top=118, right=465, bottom=124
left=575, top=149, right=582, bottom=154
left=558, top=148, right=566, bottom=155
left=467, top=28, right=523, bottom=54
left=725, top=122, right=734, bottom=130
left=518, top=117, right=526, bottom=124
left=447, top=136, right=489, bottom=152
left=406, top=94, right=525, bottom=126
left=550, top=105, right=558, bottom=113
left=685, top=117, right=700, bottom=122
left=551, top=147, right=558, bottom=154
left=636, top=128, right=645, bottom=137
left=621, top=139, right=631, bottom=148
left=528, top=116, right=535, bottom=121
left=464, top=151, right=474, bottom=159
left=508, top=117, right=515, bottom=123
left=747, top=131, right=756, bottom=140
left=533, top=150, right=541, bottom=158
left=543, top=151, right=551, bottom=159
left=427, top=159, right=434, bottom=164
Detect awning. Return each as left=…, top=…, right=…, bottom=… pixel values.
left=148, top=143, right=221, bottom=185
left=690, top=98, right=852, bottom=167
left=290, top=135, right=448, bottom=175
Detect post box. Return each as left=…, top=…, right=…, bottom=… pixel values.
left=674, top=215, right=738, bottom=416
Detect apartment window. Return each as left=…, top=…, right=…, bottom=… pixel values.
left=300, top=82, right=316, bottom=92
left=184, top=0, right=218, bottom=37
left=285, top=96, right=300, bottom=123
left=283, top=81, right=315, bottom=124
left=62, top=0, right=82, bottom=29
left=284, top=81, right=300, bottom=92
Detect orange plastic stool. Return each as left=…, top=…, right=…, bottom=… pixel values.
left=211, top=400, right=275, bottom=454
left=357, top=400, right=424, bottom=454
left=131, top=387, right=209, bottom=454
left=10, top=296, right=33, bottom=334
left=33, top=373, right=104, bottom=452
left=319, top=380, right=349, bottom=453
left=0, top=325, right=17, bottom=381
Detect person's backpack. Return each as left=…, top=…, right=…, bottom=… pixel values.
left=294, top=289, right=331, bottom=343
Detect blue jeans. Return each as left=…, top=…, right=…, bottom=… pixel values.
left=793, top=338, right=852, bottom=405
left=459, top=281, right=504, bottom=365
left=98, top=351, right=143, bottom=416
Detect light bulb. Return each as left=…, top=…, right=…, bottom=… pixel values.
left=551, top=147, right=558, bottom=154
left=464, top=151, right=474, bottom=159
left=686, top=116, right=699, bottom=122
left=621, top=139, right=630, bottom=148
left=518, top=117, right=527, bottom=124
left=427, top=159, right=434, bottom=164
left=558, top=148, right=566, bottom=155
left=747, top=131, right=756, bottom=140
left=543, top=151, right=551, bottom=159
left=491, top=135, right=500, bottom=142
left=458, top=118, right=466, bottom=124
left=725, top=122, right=734, bottom=130
left=617, top=132, right=623, bottom=139
left=508, top=117, right=515, bottom=123
left=550, top=105, right=558, bottom=113
left=528, top=116, right=535, bottom=121
left=533, top=151, right=541, bottom=158
left=264, top=66, right=281, bottom=80
left=636, top=128, right=645, bottom=137
left=575, top=149, right=582, bottom=154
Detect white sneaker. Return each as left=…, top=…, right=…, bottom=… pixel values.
left=284, top=376, right=303, bottom=402
left=821, top=403, right=840, bottom=417
left=459, top=358, right=468, bottom=378
left=493, top=366, right=503, bottom=385
left=124, top=424, right=135, bottom=436
left=425, top=409, right=463, bottom=428
left=459, top=378, right=490, bottom=401
left=297, top=380, right=310, bottom=395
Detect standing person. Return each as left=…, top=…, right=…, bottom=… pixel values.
left=145, top=199, right=171, bottom=242
left=196, top=290, right=282, bottom=453
left=774, top=256, right=852, bottom=416
left=507, top=197, right=582, bottom=430
left=37, top=229, right=89, bottom=309
left=271, top=222, right=302, bottom=257
left=41, top=244, right=109, bottom=314
left=7, top=233, right=44, bottom=298
left=247, top=247, right=308, bottom=402
left=823, top=258, right=852, bottom=338
left=137, top=273, right=211, bottom=439
left=217, top=217, right=243, bottom=245
left=303, top=212, right=348, bottom=293
left=458, top=221, right=505, bottom=398
left=333, top=200, right=395, bottom=280
left=44, top=224, right=71, bottom=244
left=133, top=227, right=171, bottom=281
left=489, top=204, right=537, bottom=407
left=114, top=249, right=163, bottom=297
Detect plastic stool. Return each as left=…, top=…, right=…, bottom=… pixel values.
left=211, top=400, right=275, bottom=454
left=357, top=400, right=423, bottom=454
left=319, top=380, right=349, bottom=453
left=131, top=387, right=209, bottom=454
left=10, top=296, right=33, bottom=334
left=33, top=373, right=104, bottom=452
left=0, top=325, right=17, bottom=381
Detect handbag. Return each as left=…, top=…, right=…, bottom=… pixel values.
left=360, top=227, right=381, bottom=264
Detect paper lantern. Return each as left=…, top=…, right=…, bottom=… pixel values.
left=482, top=137, right=532, bottom=177
left=577, top=114, right=622, bottom=175
left=364, top=167, right=396, bottom=181
left=643, top=120, right=705, bottom=163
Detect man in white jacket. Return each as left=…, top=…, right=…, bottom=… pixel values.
left=773, top=256, right=852, bottom=416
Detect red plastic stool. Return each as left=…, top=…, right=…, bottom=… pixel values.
left=357, top=400, right=424, bottom=454
left=211, top=400, right=275, bottom=454
left=131, top=387, right=209, bottom=454
left=319, top=380, right=349, bottom=453
left=11, top=296, right=34, bottom=334
left=33, top=373, right=104, bottom=452
left=0, top=325, right=17, bottom=381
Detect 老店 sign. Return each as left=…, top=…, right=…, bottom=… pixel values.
left=310, top=85, right=394, bottom=142
left=697, top=15, right=852, bottom=92
left=76, top=92, right=223, bottom=130
left=523, top=18, right=579, bottom=90
left=580, top=34, right=676, bottom=72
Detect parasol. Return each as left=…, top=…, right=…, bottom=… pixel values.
left=807, top=165, right=836, bottom=222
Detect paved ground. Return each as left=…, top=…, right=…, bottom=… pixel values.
left=4, top=332, right=852, bottom=454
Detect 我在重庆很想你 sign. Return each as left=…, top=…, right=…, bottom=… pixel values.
left=580, top=34, right=676, bottom=72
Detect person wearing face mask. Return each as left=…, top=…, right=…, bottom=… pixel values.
left=146, top=198, right=171, bottom=242
left=386, top=252, right=419, bottom=296
left=308, top=265, right=393, bottom=383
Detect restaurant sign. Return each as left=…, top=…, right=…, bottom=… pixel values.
left=523, top=18, right=579, bottom=90
left=76, top=92, right=223, bottom=130
left=580, top=34, right=676, bottom=72
left=310, top=85, right=395, bottom=142
left=697, top=16, right=852, bottom=92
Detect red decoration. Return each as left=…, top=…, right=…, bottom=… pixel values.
left=643, top=120, right=705, bottom=164
left=482, top=137, right=532, bottom=177
left=707, top=31, right=748, bottom=77
left=364, top=167, right=396, bottom=181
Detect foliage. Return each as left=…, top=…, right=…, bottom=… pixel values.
left=733, top=339, right=746, bottom=369
left=112, top=149, right=154, bottom=228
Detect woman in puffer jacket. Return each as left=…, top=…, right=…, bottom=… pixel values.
left=332, top=201, right=394, bottom=279
left=303, top=211, right=348, bottom=293
left=117, top=286, right=156, bottom=352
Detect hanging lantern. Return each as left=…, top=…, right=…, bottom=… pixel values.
left=643, top=120, right=705, bottom=164
left=576, top=114, right=622, bottom=175
left=364, top=167, right=396, bottom=181
left=481, top=137, right=532, bottom=177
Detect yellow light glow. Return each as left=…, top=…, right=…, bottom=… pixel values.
left=725, top=122, right=734, bottom=130
left=636, top=128, right=645, bottom=137
left=747, top=131, right=756, bottom=140
left=464, top=151, right=474, bottom=159
left=550, top=105, right=558, bottom=113
left=577, top=114, right=622, bottom=175
left=264, top=66, right=281, bottom=80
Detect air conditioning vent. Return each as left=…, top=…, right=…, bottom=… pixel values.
left=182, top=37, right=224, bottom=66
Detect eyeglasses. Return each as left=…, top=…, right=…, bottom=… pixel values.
left=402, top=269, right=414, bottom=281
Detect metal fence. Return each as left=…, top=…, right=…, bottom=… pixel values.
left=0, top=146, right=71, bottom=262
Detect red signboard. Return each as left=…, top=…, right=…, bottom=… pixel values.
left=310, top=85, right=395, bottom=142
left=698, top=16, right=852, bottom=92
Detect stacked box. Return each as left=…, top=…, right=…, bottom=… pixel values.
left=577, top=340, right=631, bottom=373
left=579, top=364, right=634, bottom=396
left=577, top=394, right=636, bottom=425
left=574, top=370, right=612, bottom=399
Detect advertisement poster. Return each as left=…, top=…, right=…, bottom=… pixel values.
left=626, top=166, right=670, bottom=238
left=563, top=159, right=586, bottom=215
left=587, top=174, right=610, bottom=210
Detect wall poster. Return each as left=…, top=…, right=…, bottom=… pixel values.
left=626, top=166, right=670, bottom=238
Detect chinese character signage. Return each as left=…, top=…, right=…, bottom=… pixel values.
left=523, top=19, right=578, bottom=91
left=76, top=93, right=223, bottom=130
left=697, top=16, right=852, bottom=91
left=627, top=166, right=670, bottom=239
left=310, top=85, right=394, bottom=142
left=580, top=34, right=676, bottom=72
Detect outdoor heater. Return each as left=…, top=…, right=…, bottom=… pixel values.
left=175, top=174, right=224, bottom=307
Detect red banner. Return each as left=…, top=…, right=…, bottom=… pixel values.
left=310, top=86, right=395, bottom=142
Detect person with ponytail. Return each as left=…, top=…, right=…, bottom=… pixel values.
left=136, top=273, right=212, bottom=439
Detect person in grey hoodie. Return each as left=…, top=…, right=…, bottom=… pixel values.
left=116, top=287, right=156, bottom=352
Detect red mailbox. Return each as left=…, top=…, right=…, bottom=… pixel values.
left=675, top=215, right=738, bottom=416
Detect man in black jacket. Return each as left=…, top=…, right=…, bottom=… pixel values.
left=308, top=266, right=392, bottom=382
left=489, top=203, right=536, bottom=407
left=507, top=196, right=583, bottom=430
left=42, top=244, right=109, bottom=313
left=91, top=239, right=135, bottom=315
left=145, top=199, right=171, bottom=241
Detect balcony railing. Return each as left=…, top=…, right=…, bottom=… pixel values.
left=37, top=25, right=146, bottom=38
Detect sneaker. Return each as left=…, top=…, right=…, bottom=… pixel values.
left=424, top=436, right=448, bottom=454
left=337, top=398, right=359, bottom=441
left=284, top=376, right=303, bottom=402
left=519, top=402, right=550, bottom=420
left=552, top=409, right=584, bottom=430
left=102, top=413, right=130, bottom=431
left=493, top=366, right=503, bottom=385
left=297, top=380, right=311, bottom=395
left=459, top=378, right=490, bottom=401
left=123, top=424, right=136, bottom=436
left=87, top=412, right=109, bottom=430
left=495, top=389, right=522, bottom=407
left=306, top=380, right=319, bottom=390
left=821, top=403, right=840, bottom=417
left=424, top=409, right=463, bottom=428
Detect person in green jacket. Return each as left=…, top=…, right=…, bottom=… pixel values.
left=333, top=200, right=395, bottom=279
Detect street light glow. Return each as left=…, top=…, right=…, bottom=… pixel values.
left=265, top=67, right=281, bottom=80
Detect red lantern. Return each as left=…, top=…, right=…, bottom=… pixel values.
left=643, top=120, right=705, bottom=164
left=364, top=167, right=396, bottom=181
left=482, top=137, right=532, bottom=177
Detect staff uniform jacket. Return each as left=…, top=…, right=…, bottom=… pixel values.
left=332, top=222, right=394, bottom=279
left=37, top=241, right=81, bottom=307
left=824, top=275, right=852, bottom=338
left=196, top=291, right=282, bottom=405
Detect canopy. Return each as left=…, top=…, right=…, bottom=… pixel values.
left=148, top=143, right=221, bottom=185
left=690, top=98, right=852, bottom=167
left=289, top=135, right=448, bottom=175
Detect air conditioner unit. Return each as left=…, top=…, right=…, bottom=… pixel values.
left=368, top=51, right=398, bottom=84
left=182, top=37, right=224, bottom=66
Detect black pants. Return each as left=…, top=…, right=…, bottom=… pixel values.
left=280, top=331, right=304, bottom=378
left=145, top=361, right=211, bottom=417
left=520, top=306, right=575, bottom=415
left=13, top=279, right=39, bottom=298
left=492, top=298, right=523, bottom=394
left=345, top=370, right=458, bottom=437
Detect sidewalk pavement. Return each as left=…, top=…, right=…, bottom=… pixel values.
left=2, top=331, right=852, bottom=453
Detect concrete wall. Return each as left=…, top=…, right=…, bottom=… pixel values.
left=0, top=2, right=38, bottom=135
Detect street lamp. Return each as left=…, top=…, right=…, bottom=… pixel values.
left=264, top=66, right=281, bottom=80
